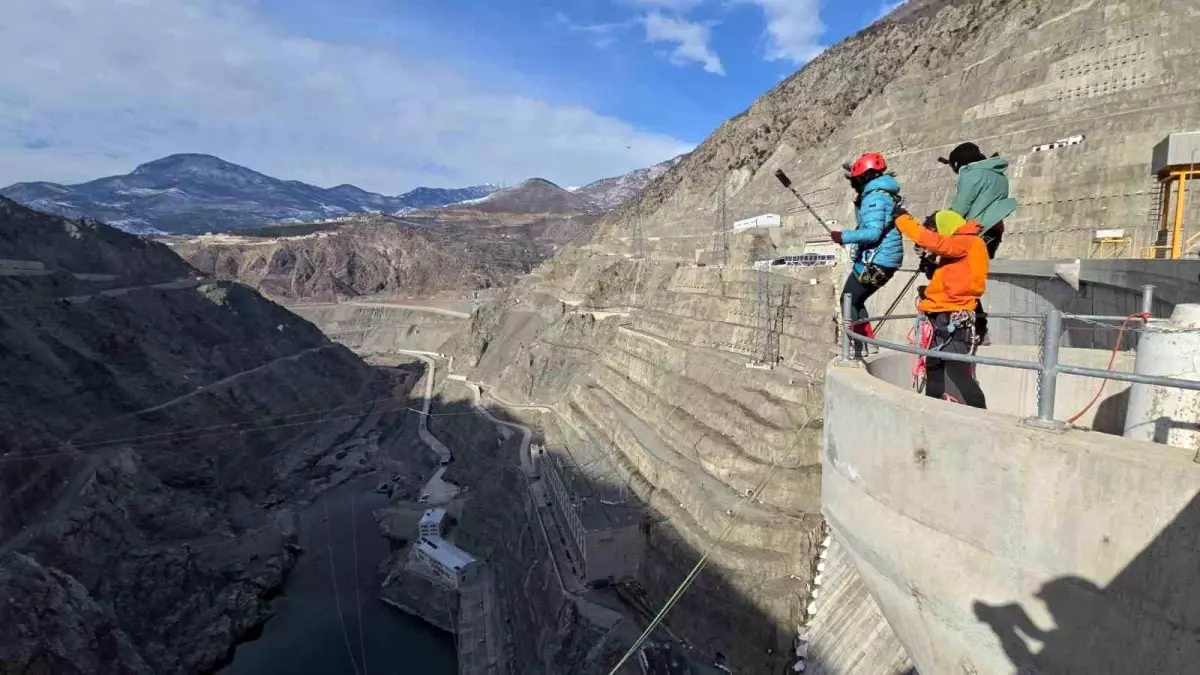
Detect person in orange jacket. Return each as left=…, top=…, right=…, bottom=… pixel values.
left=893, top=207, right=989, bottom=409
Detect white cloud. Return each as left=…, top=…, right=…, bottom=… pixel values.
left=643, top=12, right=725, bottom=75
left=0, top=0, right=693, bottom=193
left=744, top=0, right=826, bottom=64
left=553, top=12, right=637, bottom=49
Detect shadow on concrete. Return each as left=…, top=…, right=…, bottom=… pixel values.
left=1091, top=387, right=1130, bottom=436
left=396, top=361, right=800, bottom=674
left=1153, top=416, right=1200, bottom=447
left=974, top=492, right=1200, bottom=673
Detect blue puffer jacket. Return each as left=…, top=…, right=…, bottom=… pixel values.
left=842, top=174, right=904, bottom=272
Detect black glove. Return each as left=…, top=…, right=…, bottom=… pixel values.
left=893, top=203, right=910, bottom=221
left=830, top=231, right=844, bottom=245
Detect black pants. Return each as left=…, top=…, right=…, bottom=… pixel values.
left=984, top=223, right=1004, bottom=261
left=925, top=313, right=987, bottom=409
left=841, top=265, right=897, bottom=325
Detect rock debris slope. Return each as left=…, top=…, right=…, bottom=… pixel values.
left=0, top=197, right=388, bottom=673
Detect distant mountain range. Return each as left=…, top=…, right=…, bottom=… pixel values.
left=0, top=152, right=685, bottom=235
left=0, top=154, right=496, bottom=235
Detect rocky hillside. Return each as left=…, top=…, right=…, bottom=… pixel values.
left=0, top=197, right=389, bottom=672
left=172, top=215, right=543, bottom=301
left=0, top=154, right=496, bottom=235
left=173, top=176, right=613, bottom=303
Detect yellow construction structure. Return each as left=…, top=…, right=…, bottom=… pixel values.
left=1146, top=168, right=1200, bottom=259
left=1147, top=133, right=1200, bottom=259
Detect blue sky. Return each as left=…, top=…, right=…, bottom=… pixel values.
left=0, top=0, right=903, bottom=193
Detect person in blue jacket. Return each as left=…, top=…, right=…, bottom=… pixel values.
left=829, top=152, right=904, bottom=352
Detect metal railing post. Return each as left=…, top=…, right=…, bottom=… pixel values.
left=1141, top=284, right=1156, bottom=317
left=842, top=293, right=853, bottom=361
left=1037, top=309, right=1063, bottom=423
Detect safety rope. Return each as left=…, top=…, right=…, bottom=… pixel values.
left=1065, top=311, right=1150, bottom=425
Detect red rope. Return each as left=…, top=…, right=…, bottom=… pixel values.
left=1065, top=312, right=1150, bottom=425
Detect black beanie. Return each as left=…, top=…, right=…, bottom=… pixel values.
left=946, top=142, right=987, bottom=168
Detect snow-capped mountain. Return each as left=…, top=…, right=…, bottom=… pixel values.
left=441, top=178, right=600, bottom=215
left=572, top=155, right=684, bottom=212
left=0, top=154, right=496, bottom=234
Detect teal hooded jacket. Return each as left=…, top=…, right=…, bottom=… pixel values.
left=949, top=157, right=1018, bottom=232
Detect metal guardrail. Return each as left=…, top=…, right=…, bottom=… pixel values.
left=841, top=284, right=1200, bottom=427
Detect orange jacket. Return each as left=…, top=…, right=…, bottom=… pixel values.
left=894, top=214, right=990, bottom=314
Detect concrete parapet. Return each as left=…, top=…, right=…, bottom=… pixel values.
left=823, top=361, right=1200, bottom=674
left=866, top=345, right=1135, bottom=432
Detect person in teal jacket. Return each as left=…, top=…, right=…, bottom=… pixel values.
left=938, top=142, right=1020, bottom=346
left=829, top=152, right=904, bottom=354
left=939, top=142, right=1018, bottom=259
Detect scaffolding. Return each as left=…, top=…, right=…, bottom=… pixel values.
left=1146, top=133, right=1200, bottom=259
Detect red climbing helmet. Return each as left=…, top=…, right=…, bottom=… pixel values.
left=847, top=152, right=888, bottom=178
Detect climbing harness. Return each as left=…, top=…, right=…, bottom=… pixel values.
left=911, top=311, right=977, bottom=403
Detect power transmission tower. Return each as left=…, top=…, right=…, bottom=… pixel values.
left=720, top=188, right=729, bottom=268
left=631, top=202, right=646, bottom=260
left=709, top=186, right=730, bottom=267
left=751, top=271, right=791, bottom=368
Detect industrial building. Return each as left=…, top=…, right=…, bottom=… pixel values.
left=419, top=507, right=447, bottom=539
left=753, top=251, right=838, bottom=268
left=733, top=213, right=782, bottom=231
left=414, top=536, right=480, bottom=589
left=540, top=442, right=644, bottom=584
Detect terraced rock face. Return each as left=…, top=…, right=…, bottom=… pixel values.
left=432, top=0, right=1200, bottom=670
left=0, top=198, right=385, bottom=673
left=442, top=252, right=832, bottom=671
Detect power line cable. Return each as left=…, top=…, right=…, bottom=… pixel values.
left=325, top=499, right=363, bottom=675
left=606, top=394, right=818, bottom=674
left=0, top=396, right=512, bottom=466
left=350, top=491, right=370, bottom=675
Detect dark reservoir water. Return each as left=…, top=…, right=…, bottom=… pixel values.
left=222, top=477, right=457, bottom=675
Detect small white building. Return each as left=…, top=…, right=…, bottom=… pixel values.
left=415, top=536, right=481, bottom=589
left=733, top=213, right=782, bottom=231
left=419, top=508, right=447, bottom=539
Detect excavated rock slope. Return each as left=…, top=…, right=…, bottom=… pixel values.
left=0, top=198, right=383, bottom=673
left=435, top=0, right=1200, bottom=670
left=172, top=217, right=544, bottom=302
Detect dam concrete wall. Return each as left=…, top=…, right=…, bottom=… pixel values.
left=822, top=360, right=1200, bottom=674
